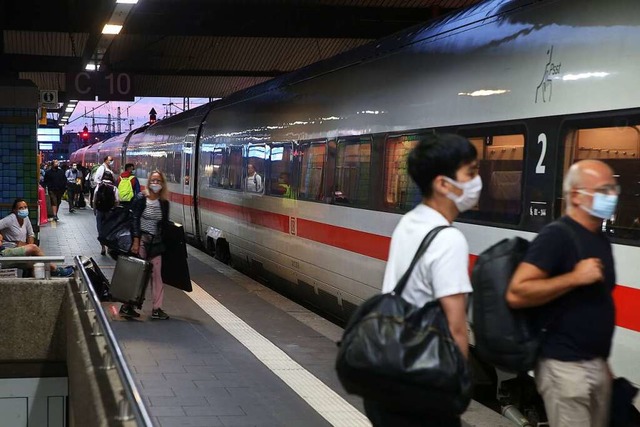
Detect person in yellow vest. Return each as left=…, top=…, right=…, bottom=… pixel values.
left=116, top=163, right=141, bottom=206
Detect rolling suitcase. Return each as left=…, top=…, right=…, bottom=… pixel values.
left=110, top=255, right=152, bottom=308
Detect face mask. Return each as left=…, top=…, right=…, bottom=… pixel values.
left=577, top=190, right=618, bottom=219
left=443, top=175, right=483, bottom=213
left=149, top=184, right=162, bottom=193
left=17, top=209, right=29, bottom=218
left=109, top=160, right=114, bottom=166
left=72, top=165, right=77, bottom=170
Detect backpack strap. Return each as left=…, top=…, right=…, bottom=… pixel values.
left=548, top=220, right=584, bottom=260
left=392, top=225, right=451, bottom=296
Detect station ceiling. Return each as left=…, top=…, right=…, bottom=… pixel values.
left=1, top=0, right=483, bottom=107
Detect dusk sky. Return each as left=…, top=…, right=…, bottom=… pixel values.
left=62, top=97, right=213, bottom=134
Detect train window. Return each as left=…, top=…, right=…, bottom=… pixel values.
left=384, top=135, right=421, bottom=211
left=461, top=133, right=524, bottom=223
left=203, top=145, right=224, bottom=188
left=268, top=143, right=294, bottom=197
left=335, top=138, right=371, bottom=207
left=298, top=141, right=326, bottom=201
left=562, top=123, right=640, bottom=240
left=227, top=146, right=243, bottom=191
left=244, top=145, right=267, bottom=194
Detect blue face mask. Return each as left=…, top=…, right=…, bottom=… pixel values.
left=17, top=209, right=29, bottom=219
left=578, top=191, right=618, bottom=219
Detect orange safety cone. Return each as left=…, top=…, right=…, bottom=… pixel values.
left=38, top=185, right=48, bottom=225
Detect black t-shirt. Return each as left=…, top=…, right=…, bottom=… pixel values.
left=523, top=216, right=616, bottom=361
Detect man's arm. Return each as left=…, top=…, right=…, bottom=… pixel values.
left=440, top=293, right=469, bottom=359
left=506, top=259, right=604, bottom=309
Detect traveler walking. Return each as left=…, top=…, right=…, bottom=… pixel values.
left=506, top=160, right=618, bottom=427
left=65, top=163, right=81, bottom=213
left=43, top=160, right=66, bottom=221
left=119, top=170, right=171, bottom=320
left=364, top=133, right=480, bottom=427
left=116, top=163, right=140, bottom=206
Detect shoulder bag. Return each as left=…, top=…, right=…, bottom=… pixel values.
left=336, top=225, right=472, bottom=415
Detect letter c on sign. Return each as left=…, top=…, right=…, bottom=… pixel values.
left=75, top=72, right=91, bottom=95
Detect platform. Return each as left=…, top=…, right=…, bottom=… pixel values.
left=38, top=201, right=513, bottom=427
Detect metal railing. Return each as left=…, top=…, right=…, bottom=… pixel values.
left=73, top=255, right=154, bottom=426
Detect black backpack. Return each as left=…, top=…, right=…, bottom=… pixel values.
left=471, top=221, right=579, bottom=373
left=95, top=182, right=116, bottom=212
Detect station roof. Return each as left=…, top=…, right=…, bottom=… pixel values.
left=1, top=0, right=482, bottom=107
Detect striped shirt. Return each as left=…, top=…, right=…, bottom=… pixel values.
left=140, top=198, right=163, bottom=235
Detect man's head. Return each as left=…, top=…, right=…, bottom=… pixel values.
left=408, top=133, right=479, bottom=213
left=278, top=172, right=289, bottom=184
left=564, top=160, right=618, bottom=220
left=125, top=163, right=135, bottom=172
left=72, top=163, right=77, bottom=170
left=53, top=160, right=59, bottom=169
left=12, top=199, right=28, bottom=218
left=248, top=164, right=256, bottom=176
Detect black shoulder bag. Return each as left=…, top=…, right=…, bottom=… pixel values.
left=336, top=225, right=471, bottom=415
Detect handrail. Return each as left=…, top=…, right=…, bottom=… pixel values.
left=73, top=256, right=154, bottom=426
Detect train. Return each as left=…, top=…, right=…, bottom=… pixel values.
left=71, top=0, right=640, bottom=419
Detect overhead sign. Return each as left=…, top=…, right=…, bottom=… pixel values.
left=40, top=90, right=58, bottom=109
left=66, top=72, right=134, bottom=101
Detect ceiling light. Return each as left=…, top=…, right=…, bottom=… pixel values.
left=102, top=24, right=123, bottom=35
left=85, top=63, right=96, bottom=71
left=65, top=107, right=75, bottom=113
left=116, top=0, right=139, bottom=3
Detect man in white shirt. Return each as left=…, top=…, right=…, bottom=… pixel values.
left=93, top=156, right=114, bottom=187
left=366, top=133, right=481, bottom=427
left=246, top=163, right=263, bottom=193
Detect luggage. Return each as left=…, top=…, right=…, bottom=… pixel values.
left=336, top=226, right=471, bottom=415
left=161, top=222, right=192, bottom=292
left=99, top=206, right=132, bottom=259
left=110, top=255, right=152, bottom=308
left=76, top=193, right=86, bottom=208
left=84, top=257, right=111, bottom=301
left=471, top=220, right=581, bottom=373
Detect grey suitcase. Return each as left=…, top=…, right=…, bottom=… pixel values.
left=110, top=255, right=152, bottom=308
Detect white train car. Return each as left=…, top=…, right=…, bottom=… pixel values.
left=72, top=0, right=640, bottom=417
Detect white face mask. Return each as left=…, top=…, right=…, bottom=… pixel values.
left=149, top=183, right=162, bottom=193
left=443, top=175, right=483, bottom=212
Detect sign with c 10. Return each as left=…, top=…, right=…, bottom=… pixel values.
left=66, top=72, right=134, bottom=101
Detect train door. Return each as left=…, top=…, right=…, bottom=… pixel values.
left=181, top=128, right=197, bottom=235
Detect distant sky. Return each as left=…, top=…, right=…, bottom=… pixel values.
left=62, top=97, right=213, bottom=134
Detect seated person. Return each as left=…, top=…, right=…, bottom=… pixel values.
left=0, top=198, right=73, bottom=277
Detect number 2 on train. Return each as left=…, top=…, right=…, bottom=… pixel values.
left=536, top=133, right=547, bottom=174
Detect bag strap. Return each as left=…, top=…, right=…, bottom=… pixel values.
left=392, top=225, right=451, bottom=296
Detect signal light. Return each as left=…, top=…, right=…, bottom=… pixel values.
left=80, top=126, right=90, bottom=142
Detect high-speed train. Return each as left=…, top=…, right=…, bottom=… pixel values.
left=72, top=0, right=640, bottom=416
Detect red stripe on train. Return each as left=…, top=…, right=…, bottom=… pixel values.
left=173, top=192, right=640, bottom=333
left=198, top=198, right=290, bottom=233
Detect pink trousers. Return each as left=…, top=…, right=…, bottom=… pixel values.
left=139, top=239, right=165, bottom=310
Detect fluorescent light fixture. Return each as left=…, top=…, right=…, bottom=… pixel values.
left=458, top=89, right=510, bottom=97
left=65, top=107, right=75, bottom=112
left=116, top=0, right=139, bottom=3
left=102, top=24, right=123, bottom=35
left=85, top=63, right=96, bottom=71
left=562, top=72, right=609, bottom=81
left=70, top=100, right=78, bottom=103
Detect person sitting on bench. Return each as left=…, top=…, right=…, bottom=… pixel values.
left=0, top=198, right=73, bottom=277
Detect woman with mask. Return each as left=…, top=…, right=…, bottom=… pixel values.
left=0, top=198, right=74, bottom=276
left=119, top=171, right=170, bottom=320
